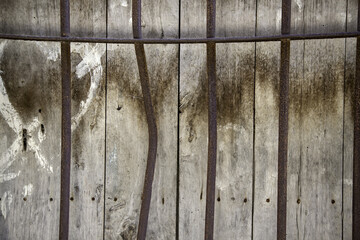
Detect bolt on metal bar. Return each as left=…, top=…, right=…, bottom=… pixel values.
left=353, top=0, right=360, bottom=238
left=132, top=1, right=158, bottom=239
left=1, top=32, right=359, bottom=44
left=204, top=0, right=217, bottom=239
left=59, top=0, right=71, bottom=239
left=277, top=0, right=291, bottom=239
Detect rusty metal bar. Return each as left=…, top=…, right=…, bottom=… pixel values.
left=353, top=0, right=360, bottom=238
left=59, top=0, right=71, bottom=239
left=132, top=1, right=158, bottom=239
left=277, top=0, right=291, bottom=239
left=204, top=0, right=217, bottom=239
left=0, top=31, right=359, bottom=44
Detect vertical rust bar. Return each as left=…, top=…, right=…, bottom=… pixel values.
left=59, top=0, right=71, bottom=239
left=277, top=0, right=291, bottom=240
left=132, top=1, right=158, bottom=239
left=204, top=0, right=216, bottom=240
left=353, top=0, right=360, bottom=238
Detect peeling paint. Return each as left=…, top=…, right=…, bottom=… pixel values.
left=1, top=191, right=13, bottom=219
left=295, top=0, right=303, bottom=12
left=0, top=41, right=53, bottom=181
left=35, top=42, right=60, bottom=62
left=121, top=0, right=128, bottom=7
left=0, top=171, right=20, bottom=183
left=22, top=183, right=34, bottom=197
left=71, top=43, right=105, bottom=130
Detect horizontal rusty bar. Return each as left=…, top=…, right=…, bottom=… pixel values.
left=0, top=31, right=359, bottom=44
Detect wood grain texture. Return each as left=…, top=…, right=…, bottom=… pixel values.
left=0, top=0, right=59, bottom=36
left=68, top=1, right=107, bottom=239
left=287, top=1, right=347, bottom=239
left=106, top=1, right=179, bottom=239
left=343, top=0, right=358, bottom=239
left=0, top=1, right=62, bottom=239
left=252, top=0, right=281, bottom=239
left=253, top=41, right=281, bottom=240
left=105, top=43, right=178, bottom=240
left=69, top=42, right=106, bottom=240
left=179, top=1, right=256, bottom=239
left=0, top=40, right=61, bottom=239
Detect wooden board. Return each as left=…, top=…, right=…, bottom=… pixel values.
left=68, top=1, right=107, bottom=239
left=0, top=40, right=61, bottom=239
left=179, top=0, right=256, bottom=239
left=0, top=1, right=61, bottom=239
left=252, top=0, right=281, bottom=239
left=287, top=0, right=347, bottom=239
left=105, top=0, right=179, bottom=239
left=69, top=42, right=107, bottom=239
left=343, top=0, right=358, bottom=239
left=0, top=0, right=59, bottom=36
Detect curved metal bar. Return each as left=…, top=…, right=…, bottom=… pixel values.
left=0, top=31, right=359, bottom=44
left=132, top=1, right=158, bottom=239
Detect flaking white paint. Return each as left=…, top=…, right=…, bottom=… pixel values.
left=22, top=183, right=34, bottom=197
left=1, top=191, right=13, bottom=219
left=71, top=43, right=106, bottom=130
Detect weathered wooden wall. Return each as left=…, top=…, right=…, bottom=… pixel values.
left=0, top=0, right=357, bottom=239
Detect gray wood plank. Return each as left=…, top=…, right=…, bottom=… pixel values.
left=69, top=42, right=106, bottom=240
left=68, top=1, right=107, bottom=239
left=179, top=0, right=256, bottom=239
left=253, top=41, right=281, bottom=240
left=105, top=43, right=178, bottom=240
left=0, top=0, right=59, bottom=36
left=0, top=40, right=61, bottom=240
left=343, top=0, right=358, bottom=239
left=106, top=1, right=179, bottom=239
left=252, top=0, right=281, bottom=239
left=0, top=3, right=61, bottom=239
left=287, top=1, right=347, bottom=239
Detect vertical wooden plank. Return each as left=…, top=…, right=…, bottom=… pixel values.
left=68, top=1, right=107, bottom=239
left=69, top=42, right=106, bottom=239
left=0, top=1, right=61, bottom=239
left=0, top=0, right=60, bottom=36
left=0, top=40, right=61, bottom=239
left=344, top=1, right=358, bottom=239
left=106, top=0, right=179, bottom=239
left=180, top=1, right=256, bottom=239
left=287, top=0, right=347, bottom=239
left=253, top=0, right=281, bottom=239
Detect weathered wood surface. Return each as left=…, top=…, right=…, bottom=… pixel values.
left=252, top=0, right=282, bottom=239
left=0, top=0, right=357, bottom=239
left=0, top=1, right=61, bottom=239
left=343, top=0, right=358, bottom=239
left=105, top=1, right=179, bottom=239
left=179, top=0, right=256, bottom=239
left=68, top=1, right=107, bottom=239
left=0, top=40, right=61, bottom=239
left=287, top=0, right=347, bottom=239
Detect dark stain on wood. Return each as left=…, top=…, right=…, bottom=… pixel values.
left=0, top=41, right=60, bottom=125
left=108, top=45, right=177, bottom=121
left=120, top=223, right=136, bottom=240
